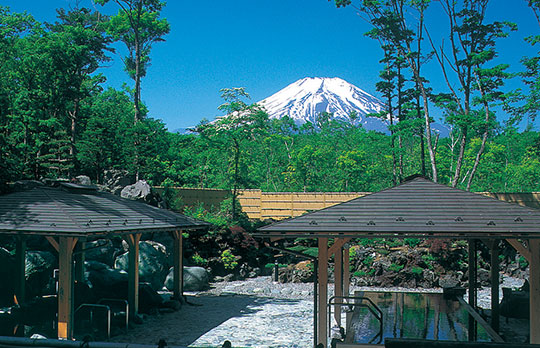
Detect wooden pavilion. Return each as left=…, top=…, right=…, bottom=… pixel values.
left=257, top=175, right=540, bottom=346
left=0, top=183, right=209, bottom=339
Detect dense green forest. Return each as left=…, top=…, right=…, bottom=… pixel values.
left=2, top=1, right=540, bottom=195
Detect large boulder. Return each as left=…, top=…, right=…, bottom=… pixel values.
left=75, top=175, right=91, bottom=186
left=84, top=261, right=162, bottom=313
left=84, top=239, right=117, bottom=267
left=121, top=180, right=151, bottom=200
left=102, top=170, right=134, bottom=195
left=85, top=261, right=128, bottom=300
left=114, top=241, right=168, bottom=291
left=165, top=266, right=209, bottom=292
left=25, top=251, right=56, bottom=298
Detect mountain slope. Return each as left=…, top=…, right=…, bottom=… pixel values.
left=257, top=77, right=389, bottom=131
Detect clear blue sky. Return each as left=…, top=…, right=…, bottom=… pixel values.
left=2, top=0, right=539, bottom=131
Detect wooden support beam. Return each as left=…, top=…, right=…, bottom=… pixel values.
left=506, top=239, right=531, bottom=263
left=328, top=238, right=350, bottom=257
left=490, top=241, right=499, bottom=333
left=15, top=236, right=26, bottom=304
left=318, top=238, right=328, bottom=348
left=530, top=239, right=540, bottom=344
left=172, top=230, right=184, bottom=300
left=46, top=236, right=59, bottom=252
left=57, top=236, right=77, bottom=340
left=125, top=233, right=141, bottom=317
left=468, top=239, right=477, bottom=342
left=334, top=243, right=343, bottom=328
left=343, top=247, right=350, bottom=298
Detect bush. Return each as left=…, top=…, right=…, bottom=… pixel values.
left=221, top=249, right=239, bottom=270
left=404, top=238, right=421, bottom=248
left=388, top=263, right=404, bottom=272
left=191, top=253, right=208, bottom=267
left=411, top=266, right=423, bottom=275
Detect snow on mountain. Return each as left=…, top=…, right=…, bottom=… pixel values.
left=257, top=77, right=389, bottom=131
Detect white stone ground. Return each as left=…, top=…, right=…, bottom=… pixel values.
left=109, top=276, right=526, bottom=348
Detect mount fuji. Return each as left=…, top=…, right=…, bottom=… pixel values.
left=257, top=77, right=389, bottom=132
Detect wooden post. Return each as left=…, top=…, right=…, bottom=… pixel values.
left=172, top=230, right=184, bottom=300
left=334, top=243, right=343, bottom=328
left=530, top=239, right=540, bottom=344
left=489, top=240, right=500, bottom=333
left=125, top=234, right=142, bottom=317
left=57, top=237, right=77, bottom=339
left=318, top=238, right=328, bottom=348
left=15, top=236, right=26, bottom=304
left=343, top=246, right=350, bottom=298
left=74, top=241, right=85, bottom=283
left=468, top=239, right=477, bottom=341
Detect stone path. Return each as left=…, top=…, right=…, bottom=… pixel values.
left=109, top=276, right=526, bottom=348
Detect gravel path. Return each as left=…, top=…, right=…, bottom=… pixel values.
left=109, top=275, right=526, bottom=348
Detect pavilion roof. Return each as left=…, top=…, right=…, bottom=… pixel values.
left=257, top=175, right=540, bottom=239
left=0, top=183, right=209, bottom=237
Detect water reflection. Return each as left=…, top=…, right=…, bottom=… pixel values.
left=347, top=291, right=489, bottom=344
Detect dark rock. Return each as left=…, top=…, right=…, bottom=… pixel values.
left=439, top=274, right=459, bottom=288
left=85, top=239, right=117, bottom=267
left=75, top=175, right=91, bottom=185
left=164, top=266, right=209, bottom=291
left=26, top=251, right=56, bottom=298
left=162, top=299, right=182, bottom=311
left=102, top=170, right=134, bottom=195
left=114, top=241, right=168, bottom=291
left=85, top=261, right=128, bottom=300
left=500, top=287, right=529, bottom=319
left=477, top=268, right=490, bottom=286
left=138, top=283, right=163, bottom=313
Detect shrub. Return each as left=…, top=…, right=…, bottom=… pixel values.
left=404, top=238, right=421, bottom=248
left=221, top=249, right=239, bottom=270
left=362, top=255, right=374, bottom=267
left=191, top=253, right=208, bottom=267
left=411, top=266, right=423, bottom=275
left=388, top=263, right=404, bottom=272
left=518, top=256, right=529, bottom=269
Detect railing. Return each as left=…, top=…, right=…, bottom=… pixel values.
left=97, top=299, right=129, bottom=334
left=328, top=296, right=384, bottom=344
left=74, top=304, right=111, bottom=339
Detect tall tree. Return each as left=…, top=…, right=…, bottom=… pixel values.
left=335, top=0, right=439, bottom=181
left=47, top=7, right=113, bottom=173
left=95, top=0, right=170, bottom=123
left=196, top=88, right=269, bottom=219
left=428, top=0, right=513, bottom=188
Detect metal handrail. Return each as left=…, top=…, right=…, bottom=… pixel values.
left=328, top=295, right=383, bottom=344
left=97, top=299, right=129, bottom=334
left=74, top=304, right=111, bottom=339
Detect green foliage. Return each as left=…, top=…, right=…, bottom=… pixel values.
left=362, top=255, right=374, bottom=267
left=388, top=263, right=404, bottom=272
left=404, top=238, right=421, bottom=248
left=191, top=253, right=208, bottom=267
left=518, top=255, right=529, bottom=269
left=220, top=249, right=239, bottom=270
left=411, top=266, right=423, bottom=275
left=287, top=245, right=319, bottom=258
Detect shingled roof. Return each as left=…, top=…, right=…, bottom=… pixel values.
left=0, top=183, right=209, bottom=237
left=257, top=175, right=540, bottom=239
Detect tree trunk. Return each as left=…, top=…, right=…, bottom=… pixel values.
left=232, top=138, right=240, bottom=220
left=452, top=129, right=468, bottom=187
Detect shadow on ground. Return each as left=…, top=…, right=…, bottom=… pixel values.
left=109, top=294, right=305, bottom=347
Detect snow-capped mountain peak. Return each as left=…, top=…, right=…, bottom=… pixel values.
left=257, top=77, right=387, bottom=130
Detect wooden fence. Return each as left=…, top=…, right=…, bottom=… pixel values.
left=155, top=186, right=540, bottom=220
left=237, top=190, right=368, bottom=220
